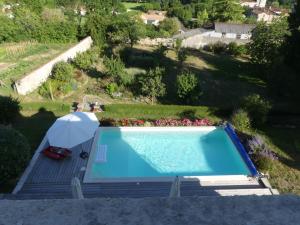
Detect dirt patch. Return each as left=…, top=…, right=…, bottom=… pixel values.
left=23, top=50, right=60, bottom=61
left=0, top=62, right=14, bottom=72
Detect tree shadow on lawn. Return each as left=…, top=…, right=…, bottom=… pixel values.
left=258, top=121, right=300, bottom=172
left=121, top=46, right=266, bottom=110
left=13, top=107, right=58, bottom=152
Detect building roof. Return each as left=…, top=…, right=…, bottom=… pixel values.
left=140, top=10, right=166, bottom=21
left=214, top=22, right=256, bottom=34
left=173, top=28, right=212, bottom=39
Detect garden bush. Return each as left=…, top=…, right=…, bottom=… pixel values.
left=0, top=96, right=21, bottom=124
left=103, top=56, right=127, bottom=83
left=0, top=125, right=31, bottom=183
left=106, top=83, right=118, bottom=96
left=246, top=135, right=278, bottom=172
left=231, top=109, right=251, bottom=131
left=73, top=48, right=98, bottom=70
left=52, top=61, right=74, bottom=82
left=176, top=70, right=201, bottom=104
left=241, top=94, right=272, bottom=126
left=136, top=67, right=166, bottom=104
left=227, top=42, right=247, bottom=56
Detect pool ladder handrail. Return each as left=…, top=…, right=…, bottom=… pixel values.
left=169, top=176, right=181, bottom=198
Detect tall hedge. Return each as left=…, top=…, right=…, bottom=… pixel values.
left=0, top=126, right=31, bottom=183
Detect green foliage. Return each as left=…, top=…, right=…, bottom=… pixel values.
left=0, top=5, right=78, bottom=44
left=0, top=96, right=21, bottom=124
left=73, top=48, right=98, bottom=70
left=227, top=42, right=247, bottom=56
left=256, top=156, right=274, bottom=171
left=0, top=125, right=31, bottom=183
left=249, top=18, right=290, bottom=66
left=136, top=67, right=166, bottom=104
left=212, top=0, right=244, bottom=22
left=177, top=48, right=188, bottom=64
left=231, top=109, right=251, bottom=131
left=204, top=41, right=228, bottom=54
left=106, top=82, right=118, bottom=96
left=159, top=18, right=180, bottom=36
left=196, top=9, right=209, bottom=26
left=285, top=0, right=300, bottom=89
left=105, top=14, right=145, bottom=48
left=103, top=55, right=127, bottom=83
left=176, top=70, right=201, bottom=104
left=52, top=61, right=74, bottom=82
left=241, top=94, right=272, bottom=126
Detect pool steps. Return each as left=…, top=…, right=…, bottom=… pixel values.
left=3, top=177, right=277, bottom=200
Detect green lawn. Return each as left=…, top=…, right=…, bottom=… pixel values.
left=0, top=42, right=74, bottom=96
left=122, top=2, right=145, bottom=11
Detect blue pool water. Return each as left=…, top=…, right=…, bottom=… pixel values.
left=89, top=127, right=251, bottom=179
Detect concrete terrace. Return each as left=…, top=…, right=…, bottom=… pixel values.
left=1, top=195, right=300, bottom=225
left=5, top=133, right=277, bottom=200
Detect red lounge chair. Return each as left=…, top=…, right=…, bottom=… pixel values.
left=42, top=146, right=71, bottom=160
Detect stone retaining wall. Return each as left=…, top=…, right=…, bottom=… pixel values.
left=15, top=37, right=93, bottom=95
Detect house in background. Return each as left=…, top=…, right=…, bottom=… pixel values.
left=252, top=7, right=289, bottom=23
left=241, top=0, right=267, bottom=8
left=213, top=22, right=255, bottom=40
left=140, top=10, right=167, bottom=26
left=174, top=23, right=256, bottom=49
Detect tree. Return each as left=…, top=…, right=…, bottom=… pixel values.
left=177, top=48, right=188, bottom=65
left=159, top=18, right=180, bottom=36
left=176, top=70, right=201, bottom=104
left=0, top=125, right=31, bottom=183
left=73, top=49, right=98, bottom=70
left=106, top=14, right=144, bottom=48
left=103, top=55, right=127, bottom=83
left=249, top=18, right=290, bottom=67
left=0, top=96, right=21, bottom=124
left=137, top=67, right=166, bottom=104
left=285, top=0, right=300, bottom=74
left=241, top=94, right=272, bottom=126
left=213, top=0, right=244, bottom=22
left=197, top=9, right=209, bottom=26
left=0, top=15, right=19, bottom=43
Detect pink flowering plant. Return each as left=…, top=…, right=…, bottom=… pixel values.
left=100, top=118, right=213, bottom=127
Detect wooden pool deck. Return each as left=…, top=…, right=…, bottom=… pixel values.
left=9, top=136, right=275, bottom=200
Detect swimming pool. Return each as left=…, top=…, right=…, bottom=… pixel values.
left=84, top=126, right=257, bottom=183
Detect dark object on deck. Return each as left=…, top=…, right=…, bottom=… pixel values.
left=80, top=151, right=89, bottom=159
left=43, top=146, right=72, bottom=160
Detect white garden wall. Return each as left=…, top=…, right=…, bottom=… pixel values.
left=15, top=36, right=93, bottom=95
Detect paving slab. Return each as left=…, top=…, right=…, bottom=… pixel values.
left=0, top=195, right=300, bottom=225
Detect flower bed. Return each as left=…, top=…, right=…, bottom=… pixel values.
left=100, top=118, right=213, bottom=127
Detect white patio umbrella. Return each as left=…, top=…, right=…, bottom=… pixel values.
left=46, top=112, right=99, bottom=149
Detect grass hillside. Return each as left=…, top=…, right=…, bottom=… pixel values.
left=0, top=42, right=74, bottom=96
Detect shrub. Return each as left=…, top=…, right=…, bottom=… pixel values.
left=52, top=61, right=74, bottom=82
left=136, top=67, right=166, bottom=105
left=241, top=94, right=272, bottom=125
left=245, top=135, right=278, bottom=171
left=231, top=109, right=251, bottom=131
left=106, top=83, right=118, bottom=96
left=176, top=70, right=201, bottom=104
left=103, top=56, right=126, bottom=82
left=0, top=96, right=21, bottom=124
left=212, top=42, right=228, bottom=54
left=227, top=42, right=247, bottom=56
left=0, top=125, right=31, bottom=183
left=73, top=49, right=98, bottom=70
